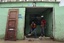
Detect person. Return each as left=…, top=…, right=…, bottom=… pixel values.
left=28, top=22, right=37, bottom=38
left=40, top=18, right=46, bottom=37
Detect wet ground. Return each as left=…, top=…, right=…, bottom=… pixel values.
left=0, top=37, right=64, bottom=43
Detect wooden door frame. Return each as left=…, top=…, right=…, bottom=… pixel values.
left=5, top=9, right=19, bottom=41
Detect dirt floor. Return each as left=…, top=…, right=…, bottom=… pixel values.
left=0, top=37, right=64, bottom=43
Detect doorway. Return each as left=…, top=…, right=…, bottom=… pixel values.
left=24, top=7, right=53, bottom=38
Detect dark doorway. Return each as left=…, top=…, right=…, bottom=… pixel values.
left=25, top=8, right=53, bottom=38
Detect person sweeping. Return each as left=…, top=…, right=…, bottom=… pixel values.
left=28, top=22, right=37, bottom=38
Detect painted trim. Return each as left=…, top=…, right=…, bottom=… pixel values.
left=0, top=1, right=59, bottom=4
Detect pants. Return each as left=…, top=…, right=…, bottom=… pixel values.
left=30, top=28, right=37, bottom=38
left=41, top=27, right=45, bottom=36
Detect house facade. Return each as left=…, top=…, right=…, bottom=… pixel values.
left=0, top=0, right=64, bottom=41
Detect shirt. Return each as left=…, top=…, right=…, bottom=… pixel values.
left=31, top=23, right=36, bottom=28
left=41, top=19, right=46, bottom=27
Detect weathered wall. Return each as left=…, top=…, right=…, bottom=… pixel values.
left=0, top=2, right=64, bottom=41
left=0, top=2, right=33, bottom=7
left=0, top=8, right=25, bottom=40
left=54, top=3, right=64, bottom=41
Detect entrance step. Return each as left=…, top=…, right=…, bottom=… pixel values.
left=25, top=36, right=52, bottom=41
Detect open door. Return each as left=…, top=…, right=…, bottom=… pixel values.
left=5, top=9, right=18, bottom=41
left=25, top=8, right=53, bottom=38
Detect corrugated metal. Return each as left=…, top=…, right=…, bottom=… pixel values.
left=0, top=0, right=59, bottom=2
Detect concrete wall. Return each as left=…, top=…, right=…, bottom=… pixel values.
left=54, top=3, right=64, bottom=41
left=0, top=2, right=64, bottom=41
left=0, top=8, right=25, bottom=40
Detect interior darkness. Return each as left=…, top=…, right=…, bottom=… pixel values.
left=25, top=8, right=53, bottom=38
